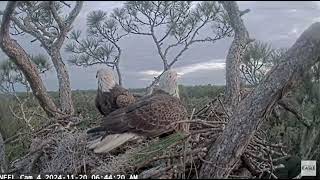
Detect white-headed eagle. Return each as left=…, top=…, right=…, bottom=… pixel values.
left=95, top=68, right=136, bottom=116
left=87, top=69, right=188, bottom=153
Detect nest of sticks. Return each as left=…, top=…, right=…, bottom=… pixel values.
left=7, top=94, right=289, bottom=179
left=90, top=94, right=289, bottom=179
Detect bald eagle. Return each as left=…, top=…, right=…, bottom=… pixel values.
left=95, top=68, right=136, bottom=116
left=87, top=69, right=187, bottom=153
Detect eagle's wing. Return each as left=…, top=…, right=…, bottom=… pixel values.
left=95, top=85, right=136, bottom=116
left=89, top=92, right=187, bottom=154
left=100, top=92, right=188, bottom=137
left=95, top=91, right=112, bottom=116
left=113, top=85, right=136, bottom=108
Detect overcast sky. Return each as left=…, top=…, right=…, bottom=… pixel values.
left=1, top=1, right=320, bottom=91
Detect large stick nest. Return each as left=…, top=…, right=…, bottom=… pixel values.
left=8, top=94, right=289, bottom=179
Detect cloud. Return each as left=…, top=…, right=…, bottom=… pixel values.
left=288, top=9, right=297, bottom=13
left=140, top=70, right=162, bottom=76
left=176, top=59, right=225, bottom=76
left=312, top=16, right=320, bottom=23
left=139, top=59, right=226, bottom=81
left=313, top=1, right=320, bottom=9
left=286, top=26, right=301, bottom=38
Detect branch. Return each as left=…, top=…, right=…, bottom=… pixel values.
left=69, top=37, right=115, bottom=66
left=65, top=1, right=83, bottom=28
left=220, top=1, right=251, bottom=110
left=53, top=1, right=83, bottom=49
left=278, top=97, right=311, bottom=127
left=16, top=14, right=52, bottom=47
left=71, top=60, right=115, bottom=67
left=199, top=22, right=320, bottom=178
left=60, top=1, right=71, bottom=8
left=115, top=14, right=152, bottom=35
left=50, top=1, right=64, bottom=30
left=0, top=1, right=17, bottom=35
left=240, top=9, right=250, bottom=16
left=151, top=27, right=168, bottom=70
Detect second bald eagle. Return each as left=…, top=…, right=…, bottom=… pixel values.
left=88, top=69, right=187, bottom=153
left=95, top=68, right=136, bottom=116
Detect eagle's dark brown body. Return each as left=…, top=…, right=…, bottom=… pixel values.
left=95, top=84, right=136, bottom=116
left=90, top=89, right=188, bottom=137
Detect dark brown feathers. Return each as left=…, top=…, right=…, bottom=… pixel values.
left=95, top=84, right=136, bottom=116
left=96, top=89, right=188, bottom=137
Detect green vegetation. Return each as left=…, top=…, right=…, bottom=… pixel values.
left=0, top=78, right=319, bottom=178
left=0, top=85, right=222, bottom=162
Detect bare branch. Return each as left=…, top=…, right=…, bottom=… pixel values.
left=278, top=97, right=311, bottom=127
left=65, top=1, right=83, bottom=28
left=240, top=9, right=250, bottom=16
left=50, top=1, right=64, bottom=30
left=59, top=1, right=71, bottom=8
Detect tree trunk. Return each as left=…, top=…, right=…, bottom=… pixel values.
left=0, top=1, right=60, bottom=118
left=0, top=132, right=6, bottom=173
left=50, top=48, right=74, bottom=115
left=115, top=64, right=123, bottom=86
left=44, top=1, right=83, bottom=116
left=199, top=22, right=320, bottom=178
left=222, top=1, right=251, bottom=111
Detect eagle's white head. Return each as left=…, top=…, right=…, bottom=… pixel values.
left=96, top=68, right=117, bottom=93
left=158, top=69, right=179, bottom=98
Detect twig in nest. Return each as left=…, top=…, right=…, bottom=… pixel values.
left=139, top=165, right=173, bottom=179
left=172, top=119, right=226, bottom=129
left=4, top=132, right=30, bottom=144
left=259, top=169, right=280, bottom=179
left=184, top=108, right=195, bottom=133
left=217, top=96, right=231, bottom=118
left=152, top=148, right=207, bottom=163
left=253, top=137, right=286, bottom=149
left=254, top=143, right=286, bottom=156
left=195, top=99, right=217, bottom=116
left=205, top=110, right=214, bottom=121
left=268, top=150, right=274, bottom=179
left=190, top=129, right=222, bottom=136
left=194, top=104, right=210, bottom=116
left=211, top=110, right=226, bottom=122
left=245, top=152, right=269, bottom=162
left=187, top=154, right=198, bottom=179
left=33, top=123, right=62, bottom=136
left=241, top=155, right=260, bottom=177
left=228, top=175, right=253, bottom=179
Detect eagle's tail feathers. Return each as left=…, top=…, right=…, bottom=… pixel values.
left=87, top=126, right=105, bottom=134
left=93, top=133, right=138, bottom=154
left=87, top=137, right=102, bottom=150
